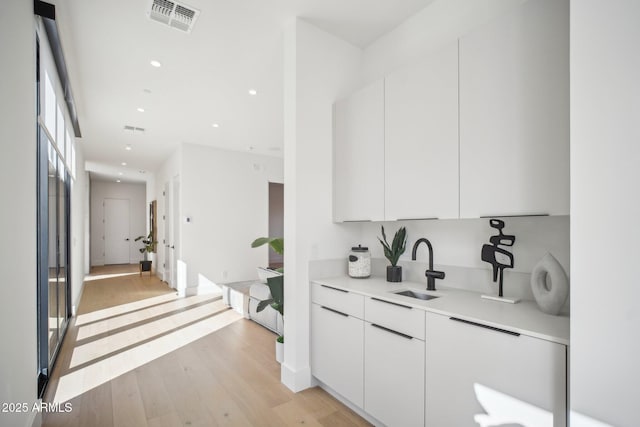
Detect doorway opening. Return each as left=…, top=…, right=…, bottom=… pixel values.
left=268, top=182, right=284, bottom=270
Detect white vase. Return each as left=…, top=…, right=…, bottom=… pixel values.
left=275, top=339, right=284, bottom=364
left=530, top=253, right=569, bottom=315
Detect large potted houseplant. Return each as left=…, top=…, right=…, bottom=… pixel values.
left=378, top=225, right=407, bottom=282
left=251, top=237, right=284, bottom=363
left=135, top=232, right=157, bottom=275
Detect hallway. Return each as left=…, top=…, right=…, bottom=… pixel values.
left=42, top=265, right=369, bottom=427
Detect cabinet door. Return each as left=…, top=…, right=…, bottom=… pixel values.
left=425, top=312, right=566, bottom=427
left=459, top=0, right=569, bottom=217
left=385, top=41, right=459, bottom=220
left=333, top=80, right=385, bottom=222
left=365, top=322, right=425, bottom=427
left=311, top=304, right=364, bottom=407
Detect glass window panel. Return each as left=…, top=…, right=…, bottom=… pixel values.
left=65, top=130, right=72, bottom=166
left=47, top=143, right=59, bottom=361
left=56, top=105, right=65, bottom=157
left=57, top=168, right=68, bottom=336
left=71, top=142, right=76, bottom=178
left=44, top=71, right=56, bottom=137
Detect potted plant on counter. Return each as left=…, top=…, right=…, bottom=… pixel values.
left=251, top=237, right=284, bottom=363
left=378, top=225, right=407, bottom=282
left=135, top=232, right=157, bottom=275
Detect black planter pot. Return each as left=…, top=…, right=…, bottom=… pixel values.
left=140, top=260, right=152, bottom=276
left=386, top=265, right=402, bottom=282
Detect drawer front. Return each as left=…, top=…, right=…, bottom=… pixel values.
left=365, top=296, right=425, bottom=340
left=311, top=282, right=364, bottom=319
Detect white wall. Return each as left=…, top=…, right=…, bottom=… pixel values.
left=362, top=0, right=525, bottom=84
left=359, top=216, right=569, bottom=301
left=0, top=2, right=39, bottom=426
left=282, top=19, right=364, bottom=391
left=90, top=180, right=147, bottom=266
left=570, top=1, right=640, bottom=425
left=179, top=143, right=283, bottom=290
left=70, top=148, right=89, bottom=314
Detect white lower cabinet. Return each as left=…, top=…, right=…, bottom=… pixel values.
left=364, top=320, right=425, bottom=426
left=310, top=303, right=364, bottom=407
left=425, top=312, right=567, bottom=427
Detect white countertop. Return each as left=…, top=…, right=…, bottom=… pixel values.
left=311, top=276, right=570, bottom=345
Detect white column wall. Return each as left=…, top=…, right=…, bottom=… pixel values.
left=570, top=1, right=640, bottom=425
left=0, top=1, right=39, bottom=426
left=282, top=19, right=364, bottom=391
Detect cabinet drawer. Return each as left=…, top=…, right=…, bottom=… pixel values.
left=311, top=282, right=364, bottom=319
left=365, top=296, right=425, bottom=340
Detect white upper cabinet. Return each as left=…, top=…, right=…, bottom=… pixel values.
left=385, top=41, right=459, bottom=220
left=333, top=80, right=385, bottom=222
left=459, top=0, right=569, bottom=218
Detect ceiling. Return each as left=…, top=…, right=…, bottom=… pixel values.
left=52, top=0, right=436, bottom=183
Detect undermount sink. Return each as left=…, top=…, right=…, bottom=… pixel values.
left=393, top=290, right=439, bottom=301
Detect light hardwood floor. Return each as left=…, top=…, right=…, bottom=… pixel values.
left=43, top=265, right=370, bottom=427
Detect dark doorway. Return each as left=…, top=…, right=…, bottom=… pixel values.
left=268, top=182, right=284, bottom=269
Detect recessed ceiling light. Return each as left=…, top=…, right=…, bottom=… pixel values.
left=116, top=179, right=121, bottom=183
left=143, top=88, right=152, bottom=94
left=150, top=60, right=162, bottom=68
left=212, top=123, right=219, bottom=128
left=248, top=146, right=255, bottom=151
left=118, top=172, right=123, bottom=176
left=125, top=145, right=132, bottom=151
left=137, top=107, right=145, bottom=113
left=121, top=162, right=127, bottom=166
left=248, top=89, right=258, bottom=96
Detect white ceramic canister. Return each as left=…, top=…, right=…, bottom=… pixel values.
left=348, top=245, right=371, bottom=278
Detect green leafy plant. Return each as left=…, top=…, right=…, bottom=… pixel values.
left=378, top=225, right=407, bottom=266
left=251, top=237, right=284, bottom=343
left=251, top=237, right=284, bottom=272
left=251, top=237, right=283, bottom=256
left=135, top=232, right=157, bottom=254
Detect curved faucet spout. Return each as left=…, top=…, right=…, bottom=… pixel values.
left=412, top=237, right=445, bottom=291
left=412, top=238, right=434, bottom=270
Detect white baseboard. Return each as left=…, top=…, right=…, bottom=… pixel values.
left=280, top=364, right=313, bottom=392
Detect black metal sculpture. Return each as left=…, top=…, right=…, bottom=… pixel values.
left=481, top=219, right=515, bottom=297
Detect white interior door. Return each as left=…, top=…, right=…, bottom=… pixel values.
left=104, top=198, right=130, bottom=265
left=164, top=181, right=172, bottom=285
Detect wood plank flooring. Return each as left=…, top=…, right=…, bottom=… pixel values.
left=43, top=265, right=369, bottom=427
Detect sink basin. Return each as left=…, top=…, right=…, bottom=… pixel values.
left=393, top=290, right=439, bottom=301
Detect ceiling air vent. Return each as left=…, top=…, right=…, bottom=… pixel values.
left=123, top=125, right=145, bottom=134
left=147, top=0, right=200, bottom=33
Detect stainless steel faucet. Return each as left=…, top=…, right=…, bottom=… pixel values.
left=411, top=238, right=445, bottom=291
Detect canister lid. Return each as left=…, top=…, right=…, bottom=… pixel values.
left=351, top=244, right=368, bottom=252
